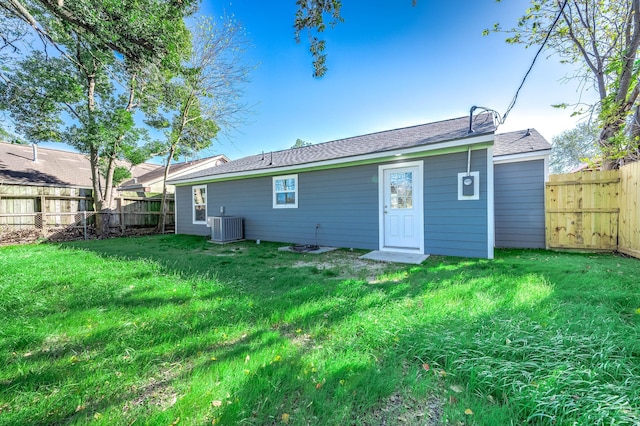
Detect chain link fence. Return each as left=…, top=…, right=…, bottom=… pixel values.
left=0, top=211, right=174, bottom=245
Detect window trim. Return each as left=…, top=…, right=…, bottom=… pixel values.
left=192, top=184, right=207, bottom=224
left=272, top=174, right=298, bottom=209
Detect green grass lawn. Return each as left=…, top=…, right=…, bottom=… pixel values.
left=1, top=235, right=639, bottom=425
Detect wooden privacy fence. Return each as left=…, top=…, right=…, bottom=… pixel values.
left=545, top=161, right=640, bottom=258
left=0, top=187, right=174, bottom=242
left=618, top=161, right=640, bottom=258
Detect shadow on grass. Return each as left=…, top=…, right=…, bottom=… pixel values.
left=1, top=234, right=638, bottom=424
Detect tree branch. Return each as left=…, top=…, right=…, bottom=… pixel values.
left=615, top=0, right=640, bottom=103
left=561, top=0, right=607, bottom=98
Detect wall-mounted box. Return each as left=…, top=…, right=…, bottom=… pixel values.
left=462, top=175, right=475, bottom=196
left=458, top=171, right=480, bottom=200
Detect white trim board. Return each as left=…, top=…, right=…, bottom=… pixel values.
left=493, top=151, right=551, bottom=164
left=174, top=190, right=179, bottom=234
left=486, top=146, right=495, bottom=259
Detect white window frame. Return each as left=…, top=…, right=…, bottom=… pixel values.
left=192, top=185, right=207, bottom=224
left=273, top=174, right=298, bottom=209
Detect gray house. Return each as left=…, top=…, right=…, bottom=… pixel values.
left=168, top=114, right=551, bottom=259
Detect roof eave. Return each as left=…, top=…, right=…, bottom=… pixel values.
left=169, top=132, right=495, bottom=186
left=117, top=184, right=145, bottom=190
left=0, top=179, right=93, bottom=189
left=129, top=155, right=230, bottom=187
left=493, top=149, right=552, bottom=164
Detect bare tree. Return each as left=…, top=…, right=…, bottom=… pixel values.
left=492, top=0, right=640, bottom=169
left=145, top=14, right=252, bottom=232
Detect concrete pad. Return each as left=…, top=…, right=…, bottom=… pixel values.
left=278, top=245, right=339, bottom=254
left=359, top=250, right=430, bottom=265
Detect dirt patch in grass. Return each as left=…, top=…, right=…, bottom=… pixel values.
left=203, top=246, right=248, bottom=257
left=273, top=324, right=317, bottom=350
left=290, top=250, right=396, bottom=281
left=123, top=362, right=188, bottom=414
left=40, top=333, right=72, bottom=356
left=366, top=392, right=443, bottom=426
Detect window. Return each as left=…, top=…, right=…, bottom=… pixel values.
left=273, top=174, right=298, bottom=208
left=192, top=185, right=207, bottom=223
left=389, top=171, right=414, bottom=209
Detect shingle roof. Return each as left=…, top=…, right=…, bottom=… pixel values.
left=493, top=128, right=551, bottom=156
left=0, top=142, right=160, bottom=188
left=171, top=114, right=497, bottom=183
left=119, top=154, right=228, bottom=189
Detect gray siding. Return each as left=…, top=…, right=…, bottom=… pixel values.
left=177, top=165, right=380, bottom=248
left=209, top=166, right=379, bottom=248
left=175, top=150, right=491, bottom=258
left=175, top=185, right=210, bottom=236
left=424, top=150, right=489, bottom=258
left=494, top=160, right=545, bottom=248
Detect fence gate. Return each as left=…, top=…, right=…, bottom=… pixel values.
left=545, top=171, right=620, bottom=251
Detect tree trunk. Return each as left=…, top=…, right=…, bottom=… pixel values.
left=91, top=73, right=138, bottom=237
left=628, top=104, right=640, bottom=163
left=157, top=93, right=191, bottom=233
left=85, top=68, right=112, bottom=237
left=88, top=144, right=109, bottom=236
left=598, top=96, right=639, bottom=170
left=598, top=123, right=622, bottom=171
left=157, top=146, right=175, bottom=233
left=102, top=154, right=118, bottom=234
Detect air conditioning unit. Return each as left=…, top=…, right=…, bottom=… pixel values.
left=207, top=216, right=243, bottom=243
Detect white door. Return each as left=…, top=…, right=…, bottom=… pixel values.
left=381, top=164, right=423, bottom=251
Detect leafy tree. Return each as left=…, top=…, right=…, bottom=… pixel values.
left=0, top=127, right=22, bottom=143
left=293, top=1, right=419, bottom=76
left=0, top=0, right=195, bottom=236
left=550, top=122, right=599, bottom=173
left=490, top=0, right=640, bottom=169
left=291, top=138, right=312, bottom=148
left=294, top=0, right=343, bottom=77
left=0, top=45, right=156, bottom=234
left=145, top=15, right=252, bottom=232
left=0, top=0, right=195, bottom=67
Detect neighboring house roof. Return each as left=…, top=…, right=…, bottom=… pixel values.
left=493, top=128, right=551, bottom=157
left=0, top=141, right=161, bottom=188
left=169, top=114, right=497, bottom=185
left=118, top=154, right=229, bottom=191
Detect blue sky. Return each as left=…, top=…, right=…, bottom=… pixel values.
left=196, top=0, right=596, bottom=161
left=29, top=1, right=596, bottom=162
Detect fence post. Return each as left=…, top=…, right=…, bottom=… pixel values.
left=40, top=195, right=47, bottom=237
left=118, top=197, right=125, bottom=233
left=83, top=210, right=87, bottom=240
